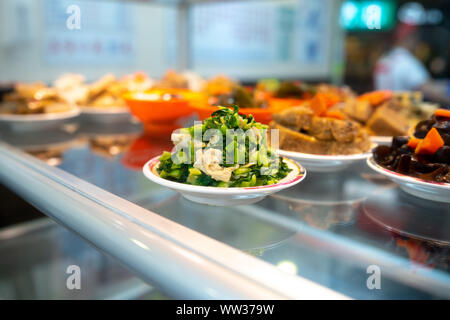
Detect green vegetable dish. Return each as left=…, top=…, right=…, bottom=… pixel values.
left=157, top=106, right=292, bottom=187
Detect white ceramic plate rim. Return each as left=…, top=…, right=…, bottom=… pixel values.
left=143, top=156, right=306, bottom=194
left=0, top=107, right=80, bottom=122
left=370, top=136, right=392, bottom=144
left=367, top=157, right=450, bottom=190
left=276, top=148, right=373, bottom=161
left=80, top=106, right=130, bottom=114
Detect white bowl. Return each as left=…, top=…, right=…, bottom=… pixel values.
left=367, top=157, right=450, bottom=203
left=276, top=149, right=372, bottom=172
left=143, top=156, right=306, bottom=206
left=0, top=108, right=80, bottom=132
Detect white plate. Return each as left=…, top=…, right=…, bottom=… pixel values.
left=143, top=156, right=306, bottom=206
left=370, top=136, right=392, bottom=146
left=367, top=157, right=450, bottom=203
left=80, top=106, right=131, bottom=123
left=80, top=106, right=129, bottom=114
left=276, top=149, right=372, bottom=172
left=0, top=108, right=80, bottom=131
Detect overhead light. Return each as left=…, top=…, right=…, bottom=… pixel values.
left=398, top=2, right=425, bottom=25
left=426, top=9, right=443, bottom=25
left=341, top=1, right=359, bottom=26
left=398, top=2, right=442, bottom=25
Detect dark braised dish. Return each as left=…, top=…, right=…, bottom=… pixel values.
left=373, top=109, right=450, bottom=183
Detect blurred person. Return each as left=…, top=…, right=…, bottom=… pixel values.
left=374, top=23, right=450, bottom=107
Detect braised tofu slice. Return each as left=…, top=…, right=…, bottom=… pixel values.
left=272, top=106, right=313, bottom=131
left=330, top=119, right=360, bottom=142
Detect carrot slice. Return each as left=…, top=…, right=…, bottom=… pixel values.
left=357, top=90, right=393, bottom=106
left=407, top=137, right=422, bottom=149
left=303, top=92, right=313, bottom=99
left=321, top=92, right=340, bottom=108
left=310, top=93, right=328, bottom=116
left=415, top=127, right=444, bottom=155
left=324, top=110, right=345, bottom=120
left=434, top=109, right=450, bottom=119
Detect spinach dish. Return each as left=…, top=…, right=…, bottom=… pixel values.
left=157, top=106, right=292, bottom=187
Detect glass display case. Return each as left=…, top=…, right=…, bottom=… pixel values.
left=0, top=116, right=448, bottom=299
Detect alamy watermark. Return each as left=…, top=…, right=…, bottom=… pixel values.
left=66, top=5, right=81, bottom=30
left=66, top=265, right=81, bottom=290
left=366, top=265, right=381, bottom=290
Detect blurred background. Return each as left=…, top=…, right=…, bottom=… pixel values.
left=0, top=0, right=448, bottom=96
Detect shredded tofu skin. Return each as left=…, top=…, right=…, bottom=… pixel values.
left=171, top=132, right=191, bottom=148
left=193, top=149, right=238, bottom=182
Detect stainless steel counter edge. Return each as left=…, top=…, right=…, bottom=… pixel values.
left=0, top=142, right=348, bottom=300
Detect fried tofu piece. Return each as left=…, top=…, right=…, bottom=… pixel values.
left=271, top=106, right=313, bottom=131
left=309, top=117, right=359, bottom=142
left=271, top=122, right=370, bottom=155
left=270, top=105, right=371, bottom=155
left=330, top=119, right=361, bottom=142
left=366, top=104, right=409, bottom=136
left=309, top=117, right=334, bottom=140
left=274, top=106, right=361, bottom=142
left=271, top=122, right=332, bottom=154
left=341, top=98, right=373, bottom=123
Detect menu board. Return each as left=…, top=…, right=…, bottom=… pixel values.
left=191, top=3, right=279, bottom=63
left=42, top=0, right=133, bottom=66
left=189, top=0, right=336, bottom=80
left=296, top=0, right=329, bottom=65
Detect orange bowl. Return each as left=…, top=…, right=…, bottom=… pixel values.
left=192, top=104, right=220, bottom=121
left=238, top=107, right=278, bottom=124
left=268, top=98, right=305, bottom=110
left=123, top=89, right=204, bottom=123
